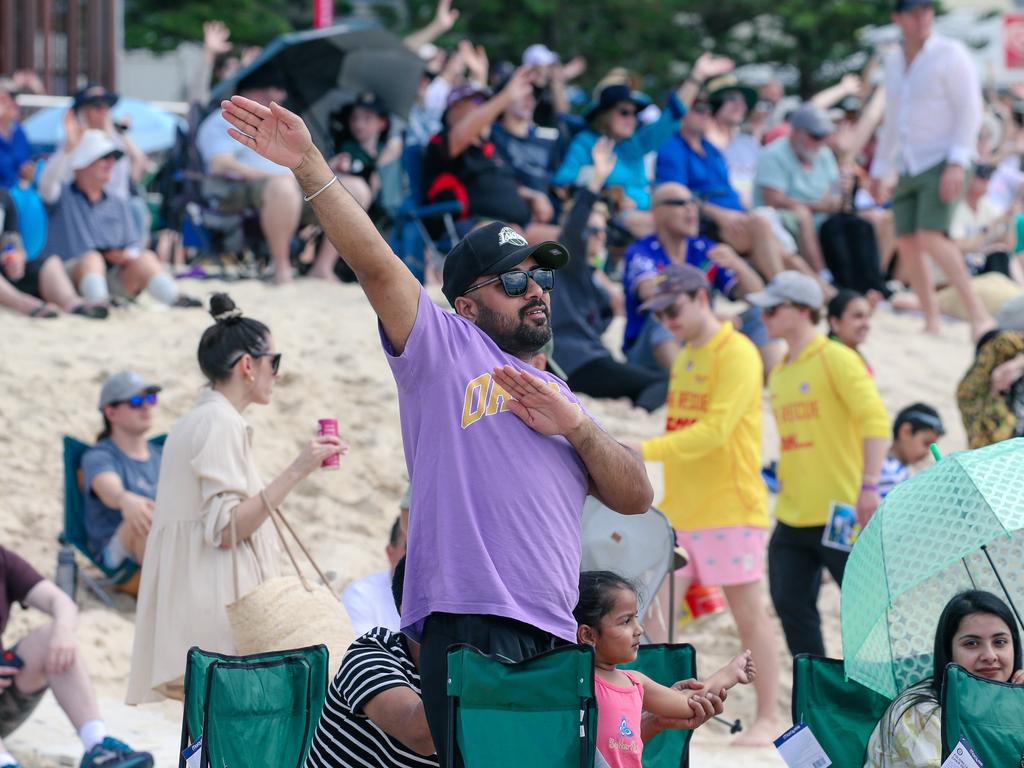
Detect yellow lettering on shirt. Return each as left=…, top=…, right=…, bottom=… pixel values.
left=461, top=373, right=490, bottom=428
left=484, top=381, right=512, bottom=416
left=780, top=400, right=820, bottom=422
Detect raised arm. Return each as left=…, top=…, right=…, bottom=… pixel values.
left=403, top=0, right=459, bottom=53
left=221, top=96, right=422, bottom=352
left=448, top=66, right=531, bottom=158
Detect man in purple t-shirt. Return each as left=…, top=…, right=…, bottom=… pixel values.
left=222, top=95, right=654, bottom=764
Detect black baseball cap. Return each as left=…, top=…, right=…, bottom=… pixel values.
left=894, top=0, right=933, bottom=11
left=441, top=222, right=569, bottom=305
left=72, top=83, right=118, bottom=111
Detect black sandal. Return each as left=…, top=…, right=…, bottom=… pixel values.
left=29, top=303, right=59, bottom=319
left=71, top=303, right=110, bottom=320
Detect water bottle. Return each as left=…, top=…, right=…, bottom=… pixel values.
left=56, top=545, right=77, bottom=601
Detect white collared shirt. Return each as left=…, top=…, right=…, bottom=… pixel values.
left=870, top=33, right=982, bottom=179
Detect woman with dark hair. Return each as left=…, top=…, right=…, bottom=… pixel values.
left=126, top=293, right=346, bottom=704
left=827, top=289, right=873, bottom=374
left=863, top=590, right=1024, bottom=767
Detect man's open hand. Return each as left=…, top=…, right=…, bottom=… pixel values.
left=492, top=365, right=583, bottom=436
left=222, top=97, right=313, bottom=170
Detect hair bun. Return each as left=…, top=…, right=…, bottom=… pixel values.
left=209, top=292, right=243, bottom=324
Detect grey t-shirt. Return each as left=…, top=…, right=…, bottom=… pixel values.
left=81, top=438, right=162, bottom=557
left=44, top=183, right=140, bottom=262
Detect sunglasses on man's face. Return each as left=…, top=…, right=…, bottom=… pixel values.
left=657, top=197, right=697, bottom=208
left=463, top=267, right=555, bottom=298
left=763, top=302, right=802, bottom=317
left=655, top=300, right=687, bottom=321
left=615, top=107, right=638, bottom=118
left=582, top=225, right=609, bottom=240
left=113, top=392, right=158, bottom=409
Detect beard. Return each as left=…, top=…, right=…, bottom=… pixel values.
left=475, top=298, right=552, bottom=358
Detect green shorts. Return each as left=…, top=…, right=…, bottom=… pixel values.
left=0, top=673, right=46, bottom=738
left=892, top=162, right=959, bottom=237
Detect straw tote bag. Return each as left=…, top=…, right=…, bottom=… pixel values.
left=226, top=491, right=354, bottom=670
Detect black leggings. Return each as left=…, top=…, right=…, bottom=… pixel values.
left=768, top=522, right=850, bottom=658
left=567, top=356, right=669, bottom=412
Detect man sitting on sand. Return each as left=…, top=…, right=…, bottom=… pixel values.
left=82, top=371, right=163, bottom=573
left=0, top=546, right=152, bottom=768
left=221, top=92, right=654, bottom=765
left=37, top=130, right=199, bottom=309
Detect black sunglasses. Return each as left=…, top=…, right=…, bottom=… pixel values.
left=112, top=392, right=158, bottom=409
left=655, top=302, right=685, bottom=321
left=463, top=268, right=555, bottom=297
left=230, top=350, right=282, bottom=375
left=582, top=225, right=609, bottom=240
left=764, top=302, right=806, bottom=317
left=615, top=107, right=638, bottom=118
left=656, top=197, right=697, bottom=208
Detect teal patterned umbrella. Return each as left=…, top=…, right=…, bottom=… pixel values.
left=841, top=438, right=1024, bottom=698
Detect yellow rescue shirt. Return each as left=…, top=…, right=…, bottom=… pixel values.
left=769, top=335, right=890, bottom=527
left=641, top=322, right=768, bottom=530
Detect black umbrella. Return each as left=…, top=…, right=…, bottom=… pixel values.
left=210, top=19, right=424, bottom=152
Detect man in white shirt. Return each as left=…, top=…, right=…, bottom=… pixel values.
left=869, top=0, right=992, bottom=337
left=341, top=492, right=408, bottom=635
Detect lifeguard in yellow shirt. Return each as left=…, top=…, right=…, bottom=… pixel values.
left=637, top=264, right=780, bottom=746
left=749, top=271, right=889, bottom=661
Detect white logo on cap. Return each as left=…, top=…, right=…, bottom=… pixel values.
left=498, top=226, right=528, bottom=248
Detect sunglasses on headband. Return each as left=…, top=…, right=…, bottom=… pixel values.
left=112, top=392, right=158, bottom=409
left=463, top=267, right=555, bottom=298
left=230, top=351, right=282, bottom=375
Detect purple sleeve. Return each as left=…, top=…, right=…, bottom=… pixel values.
left=380, top=287, right=463, bottom=390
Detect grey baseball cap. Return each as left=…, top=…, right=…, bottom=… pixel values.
left=639, top=264, right=710, bottom=313
left=98, top=370, right=161, bottom=410
left=746, top=271, right=824, bottom=310
left=789, top=103, right=835, bottom=139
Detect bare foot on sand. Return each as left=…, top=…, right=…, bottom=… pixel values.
left=732, top=716, right=782, bottom=747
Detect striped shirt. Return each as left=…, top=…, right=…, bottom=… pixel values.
left=305, top=627, right=438, bottom=768
left=879, top=456, right=910, bottom=499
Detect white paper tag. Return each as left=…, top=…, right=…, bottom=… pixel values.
left=773, top=722, right=832, bottom=768
left=183, top=736, right=203, bottom=768
left=941, top=736, right=984, bottom=768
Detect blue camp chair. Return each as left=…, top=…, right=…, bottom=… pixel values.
left=391, top=141, right=461, bottom=283
left=59, top=434, right=165, bottom=605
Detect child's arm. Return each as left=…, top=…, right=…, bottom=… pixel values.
left=632, top=672, right=704, bottom=720
left=636, top=650, right=755, bottom=721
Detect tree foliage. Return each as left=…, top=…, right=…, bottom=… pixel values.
left=126, top=0, right=891, bottom=96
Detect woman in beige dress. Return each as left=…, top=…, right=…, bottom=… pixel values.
left=126, top=293, right=343, bottom=703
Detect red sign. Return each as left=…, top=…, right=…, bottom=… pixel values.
left=313, top=0, right=334, bottom=29
left=1005, top=13, right=1024, bottom=69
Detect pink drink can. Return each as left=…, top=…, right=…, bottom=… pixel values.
left=318, top=418, right=340, bottom=470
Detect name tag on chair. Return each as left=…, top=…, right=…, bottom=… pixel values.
left=941, top=737, right=984, bottom=768
left=773, top=722, right=831, bottom=768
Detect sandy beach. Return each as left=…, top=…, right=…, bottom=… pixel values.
left=0, top=277, right=974, bottom=766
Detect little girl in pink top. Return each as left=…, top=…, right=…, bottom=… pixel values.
left=575, top=571, right=756, bottom=767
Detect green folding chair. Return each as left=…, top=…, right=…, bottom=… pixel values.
left=791, top=655, right=893, bottom=768
left=621, top=643, right=696, bottom=768
left=58, top=434, right=166, bottom=605
left=179, top=644, right=329, bottom=768
left=941, top=662, right=1024, bottom=764
left=446, top=644, right=597, bottom=768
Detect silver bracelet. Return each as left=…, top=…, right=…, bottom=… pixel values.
left=303, top=175, right=338, bottom=202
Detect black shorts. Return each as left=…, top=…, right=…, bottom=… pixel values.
left=9, top=257, right=49, bottom=299
left=0, top=671, right=46, bottom=738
